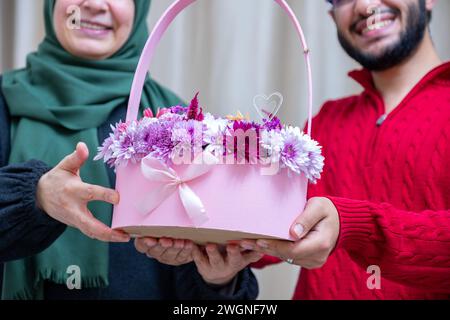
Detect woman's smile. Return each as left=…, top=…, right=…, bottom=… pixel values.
left=54, top=0, right=135, bottom=60
left=77, top=19, right=113, bottom=38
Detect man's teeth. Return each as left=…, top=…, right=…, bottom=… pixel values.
left=362, top=19, right=393, bottom=34
left=80, top=22, right=109, bottom=30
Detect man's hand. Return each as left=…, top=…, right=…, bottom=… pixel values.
left=240, top=197, right=340, bottom=269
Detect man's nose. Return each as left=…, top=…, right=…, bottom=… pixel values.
left=353, top=0, right=383, bottom=17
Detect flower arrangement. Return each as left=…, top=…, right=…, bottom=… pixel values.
left=95, top=93, right=324, bottom=183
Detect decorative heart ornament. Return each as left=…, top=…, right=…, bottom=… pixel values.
left=253, top=92, right=284, bottom=121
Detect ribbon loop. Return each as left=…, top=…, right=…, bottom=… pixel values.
left=139, top=153, right=218, bottom=226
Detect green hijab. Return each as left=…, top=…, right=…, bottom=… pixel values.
left=1, top=0, right=182, bottom=299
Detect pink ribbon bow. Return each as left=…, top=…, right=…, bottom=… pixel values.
left=138, top=152, right=218, bottom=226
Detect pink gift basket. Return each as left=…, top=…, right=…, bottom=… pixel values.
left=96, top=0, right=323, bottom=244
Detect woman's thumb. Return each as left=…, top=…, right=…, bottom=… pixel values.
left=58, top=142, right=89, bottom=173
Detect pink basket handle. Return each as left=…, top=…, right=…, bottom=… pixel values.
left=126, top=0, right=313, bottom=136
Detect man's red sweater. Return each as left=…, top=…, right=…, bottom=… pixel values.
left=253, top=62, right=450, bottom=299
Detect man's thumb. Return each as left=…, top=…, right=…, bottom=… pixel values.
left=290, top=199, right=322, bottom=240
left=59, top=142, right=89, bottom=174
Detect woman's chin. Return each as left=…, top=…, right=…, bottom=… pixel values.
left=67, top=42, right=117, bottom=60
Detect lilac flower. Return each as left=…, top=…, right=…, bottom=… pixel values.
left=157, top=111, right=184, bottom=122
left=278, top=126, right=324, bottom=183
left=262, top=116, right=282, bottom=131
left=112, top=121, right=146, bottom=167
left=171, top=120, right=205, bottom=148
left=140, top=119, right=176, bottom=163
left=170, top=120, right=205, bottom=162
left=94, top=130, right=116, bottom=166
left=170, top=105, right=188, bottom=115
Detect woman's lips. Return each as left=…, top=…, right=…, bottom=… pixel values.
left=77, top=20, right=113, bottom=38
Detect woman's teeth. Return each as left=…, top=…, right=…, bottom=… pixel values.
left=362, top=19, right=394, bottom=35
left=80, top=22, right=110, bottom=30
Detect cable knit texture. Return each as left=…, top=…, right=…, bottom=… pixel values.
left=253, top=62, right=450, bottom=300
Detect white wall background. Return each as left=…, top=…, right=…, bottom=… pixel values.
left=1, top=0, right=450, bottom=299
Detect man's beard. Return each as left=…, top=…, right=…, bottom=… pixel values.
left=337, top=0, right=428, bottom=71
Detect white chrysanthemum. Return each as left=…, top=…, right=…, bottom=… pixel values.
left=259, top=126, right=324, bottom=183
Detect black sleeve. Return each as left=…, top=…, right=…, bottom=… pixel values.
left=0, top=160, right=67, bottom=262
left=173, top=263, right=259, bottom=300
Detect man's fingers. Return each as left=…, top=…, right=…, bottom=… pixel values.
left=77, top=183, right=120, bottom=205
left=255, top=239, right=295, bottom=259
left=58, top=142, right=89, bottom=174
left=290, top=198, right=327, bottom=240
left=256, top=228, right=331, bottom=261
left=77, top=210, right=130, bottom=242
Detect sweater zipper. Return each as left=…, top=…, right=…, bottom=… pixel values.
left=365, top=93, right=387, bottom=166
left=364, top=74, right=432, bottom=166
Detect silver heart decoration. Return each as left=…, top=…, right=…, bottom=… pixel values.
left=252, top=92, right=284, bottom=121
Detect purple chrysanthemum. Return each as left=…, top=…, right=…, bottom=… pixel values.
left=140, top=118, right=176, bottom=163
left=262, top=116, right=282, bottom=131
left=225, top=121, right=261, bottom=163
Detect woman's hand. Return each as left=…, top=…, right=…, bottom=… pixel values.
left=134, top=237, right=194, bottom=266
left=36, top=142, right=130, bottom=243
left=240, top=197, right=340, bottom=269
left=135, top=238, right=263, bottom=286
left=192, top=243, right=263, bottom=286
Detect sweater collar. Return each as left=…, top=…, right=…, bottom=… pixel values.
left=348, top=61, right=450, bottom=93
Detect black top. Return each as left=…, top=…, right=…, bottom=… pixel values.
left=0, top=76, right=258, bottom=300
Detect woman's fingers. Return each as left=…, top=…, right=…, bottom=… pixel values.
left=174, top=240, right=194, bottom=264
left=134, top=237, right=158, bottom=254
left=145, top=241, right=168, bottom=258
left=75, top=209, right=130, bottom=242
left=57, top=142, right=89, bottom=175
left=225, top=244, right=243, bottom=268
left=76, top=182, right=120, bottom=205
left=135, top=238, right=193, bottom=266
left=205, top=244, right=225, bottom=268
left=192, top=244, right=210, bottom=268
left=226, top=245, right=263, bottom=269
left=242, top=250, right=265, bottom=264
left=158, top=238, right=182, bottom=261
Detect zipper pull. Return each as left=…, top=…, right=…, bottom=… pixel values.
left=376, top=114, right=387, bottom=127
